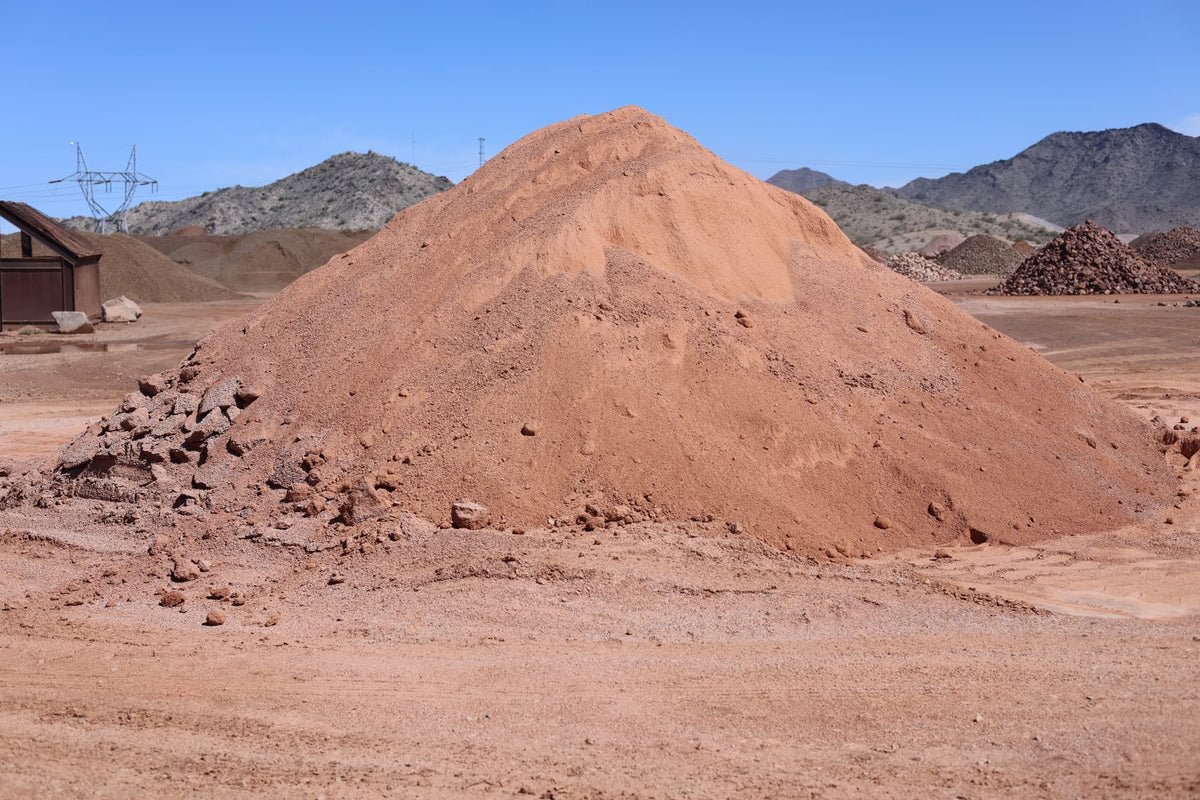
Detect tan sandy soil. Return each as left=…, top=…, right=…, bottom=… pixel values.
left=0, top=290, right=1197, bottom=796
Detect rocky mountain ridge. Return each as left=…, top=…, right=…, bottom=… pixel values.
left=63, top=152, right=453, bottom=236
left=895, top=123, right=1200, bottom=233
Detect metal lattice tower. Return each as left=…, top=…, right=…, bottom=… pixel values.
left=50, top=144, right=157, bottom=233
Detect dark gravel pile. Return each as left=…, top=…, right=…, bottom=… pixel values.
left=936, top=234, right=1023, bottom=275
left=1129, top=226, right=1200, bottom=270
left=995, top=221, right=1198, bottom=295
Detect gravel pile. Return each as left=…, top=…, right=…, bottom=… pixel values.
left=1129, top=226, right=1200, bottom=270
left=936, top=234, right=1023, bottom=275
left=885, top=252, right=965, bottom=281
left=995, top=221, right=1198, bottom=295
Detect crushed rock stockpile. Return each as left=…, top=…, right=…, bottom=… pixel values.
left=885, top=252, right=965, bottom=282
left=2, top=232, right=241, bottom=304
left=1130, top=226, right=1200, bottom=271
left=137, top=229, right=375, bottom=293
left=9, top=107, right=1178, bottom=555
left=936, top=234, right=1023, bottom=275
left=997, top=221, right=1199, bottom=296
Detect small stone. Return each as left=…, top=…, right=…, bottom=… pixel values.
left=138, top=373, right=169, bottom=397
left=933, top=549, right=952, bottom=560
left=170, top=558, right=201, bottom=582
left=208, top=586, right=232, bottom=601
left=204, top=608, right=226, bottom=626
left=928, top=502, right=947, bottom=522
left=265, top=613, right=281, bottom=627
left=451, top=500, right=491, bottom=530
left=873, top=516, right=892, bottom=530
left=198, top=377, right=241, bottom=415
left=328, top=574, right=346, bottom=586
left=159, top=590, right=185, bottom=608
left=521, top=423, right=538, bottom=436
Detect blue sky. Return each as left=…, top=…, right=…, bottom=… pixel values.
left=2, top=0, right=1197, bottom=225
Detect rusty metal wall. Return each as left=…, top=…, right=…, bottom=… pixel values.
left=0, top=257, right=68, bottom=324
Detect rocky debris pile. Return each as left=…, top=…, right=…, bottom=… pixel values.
left=1130, top=226, right=1200, bottom=271
left=936, top=235, right=1024, bottom=275
left=885, top=252, right=965, bottom=281
left=9, top=107, right=1177, bottom=557
left=1011, top=240, right=1037, bottom=257
left=995, top=221, right=1199, bottom=295
left=858, top=244, right=886, bottom=264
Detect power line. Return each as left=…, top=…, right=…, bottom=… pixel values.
left=48, top=143, right=158, bottom=233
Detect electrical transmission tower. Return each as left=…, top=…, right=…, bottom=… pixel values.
left=478, top=137, right=485, bottom=168
left=50, top=144, right=157, bottom=233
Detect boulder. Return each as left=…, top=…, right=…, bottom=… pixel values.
left=51, top=311, right=93, bottom=334
left=451, top=500, right=491, bottom=530
left=101, top=296, right=143, bottom=323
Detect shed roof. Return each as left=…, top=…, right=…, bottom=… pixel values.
left=0, top=201, right=101, bottom=263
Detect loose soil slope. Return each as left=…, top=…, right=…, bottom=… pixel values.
left=24, top=107, right=1176, bottom=554
left=137, top=228, right=375, bottom=293
left=1, top=232, right=240, bottom=303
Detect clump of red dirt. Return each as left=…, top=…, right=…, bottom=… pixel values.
left=996, top=221, right=1198, bottom=295
left=12, top=108, right=1177, bottom=555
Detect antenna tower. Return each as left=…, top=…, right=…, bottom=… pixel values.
left=50, top=144, right=158, bottom=233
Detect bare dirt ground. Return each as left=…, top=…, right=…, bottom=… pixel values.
left=1, top=290, right=1198, bottom=798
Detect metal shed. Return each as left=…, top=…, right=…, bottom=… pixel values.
left=0, top=201, right=102, bottom=326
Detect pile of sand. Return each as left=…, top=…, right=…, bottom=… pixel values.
left=1130, top=226, right=1200, bottom=272
left=138, top=229, right=375, bottom=293
left=2, top=231, right=241, bottom=304
left=936, top=234, right=1023, bottom=275
left=885, top=252, right=965, bottom=281
left=997, top=221, right=1198, bottom=295
left=21, top=107, right=1176, bottom=555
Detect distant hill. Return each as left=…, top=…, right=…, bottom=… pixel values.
left=895, top=123, right=1200, bottom=233
left=64, top=152, right=453, bottom=236
left=798, top=183, right=1057, bottom=254
left=765, top=167, right=846, bottom=194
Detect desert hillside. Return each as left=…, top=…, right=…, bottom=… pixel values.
left=63, top=152, right=452, bottom=235
left=896, top=123, right=1200, bottom=233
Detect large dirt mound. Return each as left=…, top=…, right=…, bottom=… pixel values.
left=1130, top=226, right=1200, bottom=271
left=936, top=234, right=1023, bottom=275
left=996, top=221, right=1198, bottom=295
left=1, top=232, right=241, bottom=303
left=137, top=229, right=375, bottom=293
left=18, top=107, right=1176, bottom=554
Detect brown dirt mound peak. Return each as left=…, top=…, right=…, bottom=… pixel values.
left=936, top=234, right=1023, bottom=276
left=20, top=107, right=1176, bottom=554
left=996, top=220, right=1198, bottom=295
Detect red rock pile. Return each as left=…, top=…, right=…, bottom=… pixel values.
left=936, top=234, right=1023, bottom=275
left=918, top=232, right=964, bottom=258
left=996, top=221, right=1198, bottom=295
left=13, top=108, right=1176, bottom=555
left=1129, top=226, right=1200, bottom=271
